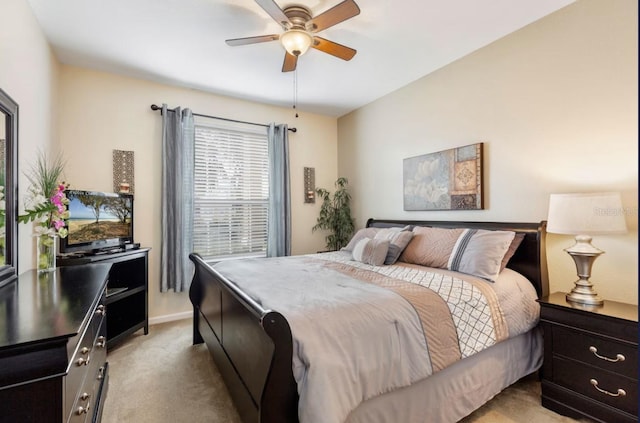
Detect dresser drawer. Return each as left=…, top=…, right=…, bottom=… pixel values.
left=554, top=356, right=637, bottom=416
left=552, top=325, right=637, bottom=377
left=65, top=301, right=106, bottom=419
left=86, top=322, right=107, bottom=398
left=69, top=388, right=92, bottom=423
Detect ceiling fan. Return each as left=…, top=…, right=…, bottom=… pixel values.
left=225, top=0, right=360, bottom=72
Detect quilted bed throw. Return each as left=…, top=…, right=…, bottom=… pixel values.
left=213, top=252, right=509, bottom=423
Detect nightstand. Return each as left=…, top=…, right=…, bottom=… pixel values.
left=538, top=292, right=638, bottom=423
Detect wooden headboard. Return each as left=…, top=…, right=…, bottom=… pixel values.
left=366, top=219, right=549, bottom=298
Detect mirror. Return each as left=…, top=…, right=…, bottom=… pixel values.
left=0, top=88, right=18, bottom=288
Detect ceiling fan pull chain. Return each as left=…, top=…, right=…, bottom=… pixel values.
left=293, top=68, right=299, bottom=118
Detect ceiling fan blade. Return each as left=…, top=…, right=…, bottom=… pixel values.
left=254, top=0, right=291, bottom=28
left=312, top=37, right=356, bottom=61
left=282, top=52, right=298, bottom=72
left=225, top=34, right=280, bottom=46
left=307, top=0, right=360, bottom=32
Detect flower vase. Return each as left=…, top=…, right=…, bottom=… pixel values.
left=37, top=234, right=57, bottom=272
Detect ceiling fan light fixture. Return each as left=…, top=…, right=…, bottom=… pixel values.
left=280, top=29, right=313, bottom=56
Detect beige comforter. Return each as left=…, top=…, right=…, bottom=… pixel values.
left=212, top=251, right=538, bottom=423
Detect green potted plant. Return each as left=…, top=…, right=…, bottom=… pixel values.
left=312, top=177, right=355, bottom=251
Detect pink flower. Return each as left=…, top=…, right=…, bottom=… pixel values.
left=53, top=219, right=65, bottom=230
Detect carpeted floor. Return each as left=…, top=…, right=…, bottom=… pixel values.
left=102, top=319, right=588, bottom=423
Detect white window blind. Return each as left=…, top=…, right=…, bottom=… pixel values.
left=193, top=117, right=269, bottom=261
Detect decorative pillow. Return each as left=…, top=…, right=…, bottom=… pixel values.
left=342, top=228, right=380, bottom=252
left=351, top=238, right=390, bottom=266
left=447, top=229, right=516, bottom=282
left=399, top=227, right=465, bottom=268
left=373, top=228, right=414, bottom=265
left=500, top=233, right=525, bottom=272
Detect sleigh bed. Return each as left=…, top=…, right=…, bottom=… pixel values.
left=189, top=219, right=548, bottom=423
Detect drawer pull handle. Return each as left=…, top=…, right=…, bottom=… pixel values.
left=76, top=355, right=91, bottom=366
left=95, top=305, right=106, bottom=316
left=76, top=401, right=91, bottom=415
left=589, top=346, right=625, bottom=362
left=96, top=336, right=106, bottom=348
left=98, top=366, right=105, bottom=380
left=81, top=347, right=90, bottom=355
left=590, top=379, right=626, bottom=397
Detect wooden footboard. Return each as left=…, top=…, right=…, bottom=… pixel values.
left=188, top=253, right=299, bottom=423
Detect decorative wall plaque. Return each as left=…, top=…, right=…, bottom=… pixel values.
left=113, top=149, right=135, bottom=194
left=304, top=167, right=315, bottom=203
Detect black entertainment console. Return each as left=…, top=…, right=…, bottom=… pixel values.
left=58, top=248, right=150, bottom=349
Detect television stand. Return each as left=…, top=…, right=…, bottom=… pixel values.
left=58, top=248, right=150, bottom=349
left=93, top=248, right=124, bottom=256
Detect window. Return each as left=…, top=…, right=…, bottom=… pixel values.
left=193, top=117, right=269, bottom=261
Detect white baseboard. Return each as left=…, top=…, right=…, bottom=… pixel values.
left=149, top=311, right=192, bottom=326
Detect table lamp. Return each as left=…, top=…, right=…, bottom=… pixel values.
left=546, top=192, right=627, bottom=305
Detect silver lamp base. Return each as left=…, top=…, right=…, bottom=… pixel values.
left=564, top=235, right=604, bottom=306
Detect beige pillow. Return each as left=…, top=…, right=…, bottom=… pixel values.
left=500, top=233, right=525, bottom=272
left=399, top=227, right=464, bottom=268
left=373, top=228, right=414, bottom=265
left=342, top=228, right=380, bottom=252
left=352, top=238, right=390, bottom=266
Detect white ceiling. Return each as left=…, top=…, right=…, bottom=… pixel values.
left=26, top=0, right=574, bottom=117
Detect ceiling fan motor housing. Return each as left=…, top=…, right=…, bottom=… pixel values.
left=283, top=6, right=313, bottom=30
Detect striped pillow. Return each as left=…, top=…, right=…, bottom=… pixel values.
left=373, top=228, right=414, bottom=265
left=352, top=238, right=390, bottom=266
left=342, top=228, right=380, bottom=252
left=447, top=229, right=515, bottom=282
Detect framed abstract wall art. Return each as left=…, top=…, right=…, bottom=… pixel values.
left=403, top=143, right=484, bottom=211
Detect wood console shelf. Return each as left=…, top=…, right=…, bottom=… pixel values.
left=58, top=248, right=150, bottom=349
left=0, top=265, right=111, bottom=423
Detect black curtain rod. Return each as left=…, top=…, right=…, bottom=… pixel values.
left=150, top=104, right=297, bottom=133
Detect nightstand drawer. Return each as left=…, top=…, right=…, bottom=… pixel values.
left=553, top=326, right=637, bottom=377
left=554, top=356, right=637, bottom=416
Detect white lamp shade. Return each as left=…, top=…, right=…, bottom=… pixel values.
left=546, top=192, right=628, bottom=235
left=280, top=30, right=313, bottom=56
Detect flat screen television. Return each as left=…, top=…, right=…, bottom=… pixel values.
left=60, top=190, right=134, bottom=255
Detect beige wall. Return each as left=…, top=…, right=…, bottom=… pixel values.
left=4, top=0, right=636, bottom=319
left=58, top=66, right=338, bottom=321
left=337, top=0, right=638, bottom=304
left=1, top=0, right=61, bottom=273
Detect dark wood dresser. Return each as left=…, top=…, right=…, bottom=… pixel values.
left=539, top=292, right=638, bottom=423
left=0, top=265, right=111, bottom=423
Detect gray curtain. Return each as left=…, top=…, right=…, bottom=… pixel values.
left=160, top=104, right=194, bottom=292
left=267, top=123, right=291, bottom=257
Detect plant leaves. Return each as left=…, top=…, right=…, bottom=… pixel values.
left=313, top=177, right=355, bottom=250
